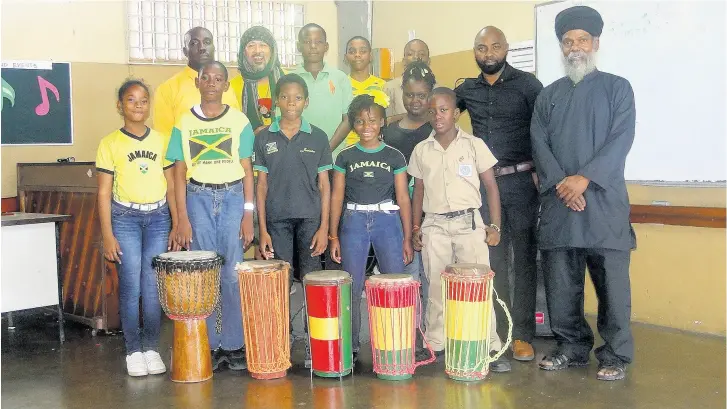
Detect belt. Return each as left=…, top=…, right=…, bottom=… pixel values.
left=189, top=178, right=242, bottom=190
left=494, top=161, right=534, bottom=178
left=435, top=208, right=476, bottom=230
left=113, top=198, right=166, bottom=212
left=346, top=200, right=400, bottom=212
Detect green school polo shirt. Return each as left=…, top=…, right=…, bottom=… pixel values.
left=291, top=63, right=353, bottom=158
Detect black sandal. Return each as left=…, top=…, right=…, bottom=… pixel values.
left=538, top=353, right=589, bottom=371
left=597, top=361, right=625, bottom=381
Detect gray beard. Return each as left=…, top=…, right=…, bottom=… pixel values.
left=562, top=50, right=597, bottom=83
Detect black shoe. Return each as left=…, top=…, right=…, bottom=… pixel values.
left=226, top=347, right=247, bottom=371
left=352, top=351, right=359, bottom=367
left=415, top=347, right=444, bottom=362
left=489, top=355, right=511, bottom=373
left=211, top=348, right=228, bottom=372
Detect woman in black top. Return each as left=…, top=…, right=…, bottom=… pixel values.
left=329, top=94, right=413, bottom=362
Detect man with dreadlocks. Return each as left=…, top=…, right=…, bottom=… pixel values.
left=230, top=26, right=286, bottom=133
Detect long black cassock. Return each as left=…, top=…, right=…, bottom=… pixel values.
left=530, top=69, right=637, bottom=365
left=531, top=69, right=636, bottom=251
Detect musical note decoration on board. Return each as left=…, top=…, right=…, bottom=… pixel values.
left=35, top=75, right=60, bottom=116
left=1, top=77, right=15, bottom=111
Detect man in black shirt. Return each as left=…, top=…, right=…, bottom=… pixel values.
left=455, top=26, right=543, bottom=369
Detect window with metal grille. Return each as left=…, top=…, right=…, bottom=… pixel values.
left=127, top=0, right=305, bottom=67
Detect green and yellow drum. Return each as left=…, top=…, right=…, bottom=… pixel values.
left=442, top=263, right=512, bottom=382
left=366, top=274, right=435, bottom=380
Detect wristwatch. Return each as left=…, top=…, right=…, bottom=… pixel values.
left=488, top=224, right=501, bottom=233
left=244, top=202, right=255, bottom=210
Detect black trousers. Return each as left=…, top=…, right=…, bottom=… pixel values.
left=541, top=248, right=634, bottom=365
left=481, top=171, right=539, bottom=343
left=267, top=217, right=322, bottom=286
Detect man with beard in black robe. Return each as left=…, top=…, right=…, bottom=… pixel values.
left=531, top=5, right=636, bottom=381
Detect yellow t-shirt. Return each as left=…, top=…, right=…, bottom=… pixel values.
left=165, top=106, right=255, bottom=184
left=153, top=66, right=241, bottom=144
left=95, top=127, right=172, bottom=204
left=344, top=75, right=387, bottom=146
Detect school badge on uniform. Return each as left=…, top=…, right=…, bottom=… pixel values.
left=458, top=164, right=473, bottom=177
left=266, top=142, right=278, bottom=154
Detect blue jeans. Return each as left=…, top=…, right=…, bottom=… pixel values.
left=186, top=183, right=245, bottom=351
left=404, top=251, right=429, bottom=330
left=111, top=202, right=171, bottom=354
left=340, top=209, right=405, bottom=351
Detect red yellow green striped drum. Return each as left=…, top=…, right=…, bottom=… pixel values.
left=303, top=270, right=353, bottom=378
left=237, top=260, right=291, bottom=380
left=442, top=263, right=512, bottom=382
left=366, top=274, right=435, bottom=380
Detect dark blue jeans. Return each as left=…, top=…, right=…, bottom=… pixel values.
left=186, top=182, right=245, bottom=351
left=111, top=202, right=171, bottom=354
left=340, top=209, right=405, bottom=351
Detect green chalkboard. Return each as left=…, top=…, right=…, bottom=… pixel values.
left=1, top=61, right=73, bottom=145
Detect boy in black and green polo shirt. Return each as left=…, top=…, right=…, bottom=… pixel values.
left=254, top=73, right=332, bottom=368
left=255, top=73, right=332, bottom=272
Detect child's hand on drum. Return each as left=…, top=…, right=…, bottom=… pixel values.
left=177, top=219, right=193, bottom=249
left=103, top=234, right=123, bottom=263
left=329, top=238, right=342, bottom=264
left=259, top=232, right=275, bottom=260
left=168, top=226, right=182, bottom=251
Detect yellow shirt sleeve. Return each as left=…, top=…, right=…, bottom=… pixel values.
left=95, top=136, right=114, bottom=174
left=153, top=82, right=176, bottom=142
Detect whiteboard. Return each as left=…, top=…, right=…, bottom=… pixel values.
left=535, top=1, right=726, bottom=183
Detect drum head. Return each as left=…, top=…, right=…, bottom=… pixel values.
left=236, top=260, right=289, bottom=273
left=445, top=263, right=492, bottom=276
left=156, top=250, right=218, bottom=261
left=304, top=270, right=351, bottom=283
left=367, top=273, right=413, bottom=283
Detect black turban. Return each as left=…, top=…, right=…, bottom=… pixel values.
left=555, top=6, right=604, bottom=41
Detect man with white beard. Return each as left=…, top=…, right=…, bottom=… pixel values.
left=530, top=5, right=636, bottom=381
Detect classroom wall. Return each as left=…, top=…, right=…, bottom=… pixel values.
left=373, top=1, right=726, bottom=336
left=0, top=0, right=339, bottom=197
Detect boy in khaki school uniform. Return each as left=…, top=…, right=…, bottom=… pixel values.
left=409, top=88, right=510, bottom=372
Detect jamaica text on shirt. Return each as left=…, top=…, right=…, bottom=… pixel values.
left=349, top=160, right=391, bottom=172
left=188, top=127, right=232, bottom=137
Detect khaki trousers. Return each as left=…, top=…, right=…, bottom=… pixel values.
left=421, top=210, right=502, bottom=352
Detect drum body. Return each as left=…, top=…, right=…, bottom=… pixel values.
left=442, top=263, right=499, bottom=382
left=303, top=270, right=353, bottom=378
left=153, top=250, right=222, bottom=383
left=366, top=274, right=433, bottom=380
left=237, top=260, right=291, bottom=379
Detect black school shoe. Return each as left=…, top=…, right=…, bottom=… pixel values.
left=226, top=346, right=247, bottom=371
left=415, top=347, right=444, bottom=362
left=211, top=348, right=229, bottom=372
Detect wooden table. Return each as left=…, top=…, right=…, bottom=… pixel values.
left=1, top=212, right=71, bottom=342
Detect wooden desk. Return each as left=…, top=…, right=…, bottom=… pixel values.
left=1, top=212, right=71, bottom=342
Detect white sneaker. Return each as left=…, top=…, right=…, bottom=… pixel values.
left=143, top=350, right=167, bottom=375
left=126, top=352, right=148, bottom=377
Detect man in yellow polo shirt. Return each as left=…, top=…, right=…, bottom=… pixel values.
left=230, top=26, right=286, bottom=134
left=153, top=26, right=240, bottom=142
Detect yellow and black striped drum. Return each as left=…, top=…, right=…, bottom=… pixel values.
left=442, top=263, right=512, bottom=381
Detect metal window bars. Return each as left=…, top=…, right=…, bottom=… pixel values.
left=127, top=0, right=304, bottom=67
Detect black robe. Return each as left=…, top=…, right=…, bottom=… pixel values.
left=530, top=69, right=636, bottom=251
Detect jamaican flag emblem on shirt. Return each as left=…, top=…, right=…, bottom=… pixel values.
left=189, top=131, right=233, bottom=163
